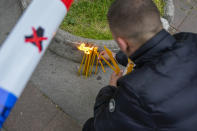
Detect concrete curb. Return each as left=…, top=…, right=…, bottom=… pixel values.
left=164, top=0, right=175, bottom=23
left=18, top=0, right=174, bottom=63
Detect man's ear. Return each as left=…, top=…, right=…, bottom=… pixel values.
left=117, top=37, right=128, bottom=53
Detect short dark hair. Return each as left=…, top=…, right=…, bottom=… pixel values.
left=108, top=0, right=162, bottom=43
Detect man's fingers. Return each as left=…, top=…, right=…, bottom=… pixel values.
left=110, top=70, right=123, bottom=87
left=99, top=51, right=105, bottom=56
left=112, top=70, right=123, bottom=77
left=99, top=51, right=108, bottom=60
left=98, top=51, right=105, bottom=60
left=117, top=70, right=123, bottom=77
left=100, top=51, right=105, bottom=55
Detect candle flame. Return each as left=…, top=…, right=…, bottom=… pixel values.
left=77, top=43, right=95, bottom=54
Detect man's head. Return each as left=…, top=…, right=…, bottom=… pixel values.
left=108, top=0, right=163, bottom=56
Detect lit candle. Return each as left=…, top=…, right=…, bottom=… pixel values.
left=89, top=48, right=97, bottom=76
left=86, top=51, right=92, bottom=77
left=104, top=46, right=120, bottom=74
left=95, top=54, right=99, bottom=74
left=78, top=53, right=86, bottom=75
left=83, top=54, right=88, bottom=75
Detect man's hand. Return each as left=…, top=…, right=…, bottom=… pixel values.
left=109, top=70, right=123, bottom=87
left=99, top=50, right=115, bottom=61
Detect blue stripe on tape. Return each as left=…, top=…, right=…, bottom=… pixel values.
left=0, top=87, right=17, bottom=128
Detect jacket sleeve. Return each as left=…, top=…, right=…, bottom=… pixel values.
left=115, top=51, right=128, bottom=66
left=94, top=85, right=117, bottom=117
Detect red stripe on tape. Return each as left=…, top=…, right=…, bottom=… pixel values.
left=61, top=0, right=74, bottom=10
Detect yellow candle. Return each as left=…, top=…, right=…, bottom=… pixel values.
left=100, top=55, right=116, bottom=72
left=95, top=53, right=99, bottom=74
left=86, top=51, right=92, bottom=77
left=89, top=50, right=96, bottom=76
left=126, top=59, right=134, bottom=74
left=78, top=53, right=86, bottom=75
left=104, top=46, right=120, bottom=74
left=96, top=52, right=105, bottom=73
left=126, top=64, right=134, bottom=74
left=83, top=54, right=88, bottom=74
left=99, top=60, right=106, bottom=73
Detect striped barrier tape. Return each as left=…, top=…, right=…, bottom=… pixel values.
left=0, top=0, right=73, bottom=128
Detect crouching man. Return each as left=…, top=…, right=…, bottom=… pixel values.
left=83, top=0, right=197, bottom=130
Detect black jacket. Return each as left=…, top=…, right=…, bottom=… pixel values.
left=84, top=30, right=197, bottom=131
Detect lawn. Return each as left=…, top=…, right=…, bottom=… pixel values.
left=60, top=0, right=165, bottom=40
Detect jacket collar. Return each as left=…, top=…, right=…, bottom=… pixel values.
left=129, top=29, right=176, bottom=65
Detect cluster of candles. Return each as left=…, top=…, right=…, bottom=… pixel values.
left=77, top=43, right=134, bottom=78
left=77, top=43, right=102, bottom=77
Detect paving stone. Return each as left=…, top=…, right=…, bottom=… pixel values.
left=0, top=128, right=7, bottom=131
left=184, top=0, right=197, bottom=8
left=43, top=111, right=81, bottom=131
left=3, top=82, right=58, bottom=131
left=0, top=0, right=22, bottom=45
left=171, top=0, right=193, bottom=28
left=178, top=8, right=197, bottom=33
left=168, top=25, right=179, bottom=34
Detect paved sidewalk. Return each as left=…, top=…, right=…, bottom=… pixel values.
left=171, top=0, right=197, bottom=33
left=3, top=82, right=81, bottom=131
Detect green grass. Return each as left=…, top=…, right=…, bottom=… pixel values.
left=153, top=0, right=165, bottom=17
left=60, top=0, right=165, bottom=40
left=60, top=0, right=113, bottom=40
